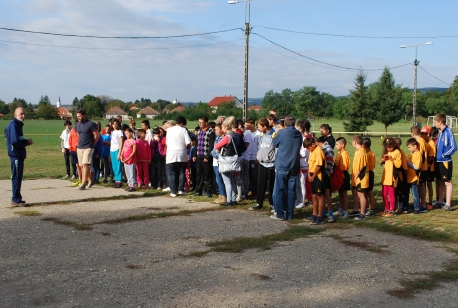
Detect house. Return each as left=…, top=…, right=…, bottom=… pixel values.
left=57, top=107, right=73, bottom=120
left=105, top=106, right=129, bottom=120
left=248, top=105, right=262, bottom=112
left=136, top=106, right=159, bottom=119
left=170, top=105, right=186, bottom=113
left=129, top=106, right=139, bottom=111
left=207, top=95, right=243, bottom=110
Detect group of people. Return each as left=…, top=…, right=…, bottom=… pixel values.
left=6, top=106, right=456, bottom=220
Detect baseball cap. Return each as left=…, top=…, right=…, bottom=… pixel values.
left=421, top=126, right=432, bottom=134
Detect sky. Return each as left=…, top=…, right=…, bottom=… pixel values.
left=0, top=0, right=457, bottom=106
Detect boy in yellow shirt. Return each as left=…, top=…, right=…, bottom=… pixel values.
left=304, top=137, right=326, bottom=225
left=406, top=138, right=423, bottom=214
left=351, top=135, right=370, bottom=220
left=395, top=138, right=410, bottom=213
left=420, top=126, right=436, bottom=209
left=411, top=126, right=428, bottom=210
left=363, top=138, right=376, bottom=216
left=335, top=137, right=350, bottom=218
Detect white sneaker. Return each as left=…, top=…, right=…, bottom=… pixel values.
left=170, top=193, right=177, bottom=198
left=236, top=196, right=242, bottom=202
left=177, top=191, right=187, bottom=196
left=77, top=183, right=86, bottom=190
left=71, top=175, right=76, bottom=180
left=163, top=187, right=171, bottom=192
left=295, top=203, right=305, bottom=209
left=86, top=182, right=94, bottom=188
left=341, top=213, right=349, bottom=219
left=62, top=174, right=69, bottom=179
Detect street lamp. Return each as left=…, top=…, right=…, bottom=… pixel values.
left=229, top=0, right=251, bottom=121
left=400, top=42, right=433, bottom=126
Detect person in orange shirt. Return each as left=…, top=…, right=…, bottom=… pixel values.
left=363, top=138, right=376, bottom=216
left=304, top=137, right=326, bottom=225
left=351, top=135, right=370, bottom=220
left=406, top=138, right=423, bottom=214
left=411, top=126, right=428, bottom=209
left=420, top=126, right=436, bottom=209
left=335, top=137, right=350, bottom=218
left=68, top=121, right=82, bottom=186
left=380, top=137, right=402, bottom=217
left=394, top=137, right=409, bottom=213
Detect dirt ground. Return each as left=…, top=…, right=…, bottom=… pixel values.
left=1, top=179, right=458, bottom=308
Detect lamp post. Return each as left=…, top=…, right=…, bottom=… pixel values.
left=400, top=42, right=432, bottom=126
left=229, top=0, right=251, bottom=121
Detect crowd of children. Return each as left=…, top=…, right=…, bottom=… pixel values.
left=60, top=112, right=456, bottom=221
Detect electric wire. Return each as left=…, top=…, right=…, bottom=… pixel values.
left=418, top=65, right=451, bottom=85
left=417, top=70, right=447, bottom=88
left=252, top=32, right=411, bottom=71
left=0, top=38, right=244, bottom=50
left=255, top=25, right=458, bottom=39
left=0, top=27, right=242, bottom=39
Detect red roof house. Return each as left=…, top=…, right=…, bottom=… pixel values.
left=105, top=106, right=129, bottom=120
left=136, top=106, right=159, bottom=119
left=248, top=105, right=262, bottom=112
left=207, top=95, right=243, bottom=109
left=57, top=107, right=72, bottom=120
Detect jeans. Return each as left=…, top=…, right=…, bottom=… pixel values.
left=167, top=162, right=186, bottom=194
left=410, top=183, right=420, bottom=211
left=249, top=160, right=258, bottom=195
left=213, top=166, right=226, bottom=197
left=240, top=159, right=250, bottom=196
left=102, top=156, right=112, bottom=181
left=221, top=171, right=236, bottom=203
left=195, top=157, right=213, bottom=196
left=93, top=157, right=101, bottom=181
left=11, top=158, right=24, bottom=203
left=273, top=170, right=297, bottom=219
left=150, top=155, right=164, bottom=188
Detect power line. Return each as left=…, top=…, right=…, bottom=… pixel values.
left=255, top=25, right=458, bottom=39
left=418, top=65, right=451, bottom=86
left=0, top=38, right=244, bottom=50
left=252, top=32, right=411, bottom=71
left=0, top=27, right=241, bottom=39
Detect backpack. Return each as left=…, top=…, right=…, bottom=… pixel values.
left=330, top=164, right=344, bottom=192
left=234, top=133, right=247, bottom=157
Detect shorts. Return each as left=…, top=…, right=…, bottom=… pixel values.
left=323, top=173, right=331, bottom=191
left=340, top=170, right=350, bottom=191
left=435, top=162, right=441, bottom=180
left=368, top=170, right=374, bottom=191
left=77, top=148, right=94, bottom=165
left=419, top=170, right=428, bottom=182
left=311, top=173, right=325, bottom=196
left=437, top=161, right=453, bottom=182
left=352, top=183, right=368, bottom=193
left=426, top=170, right=435, bottom=182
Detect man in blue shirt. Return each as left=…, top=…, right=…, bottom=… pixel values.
left=271, top=115, right=303, bottom=220
left=434, top=113, right=457, bottom=210
left=6, top=107, right=33, bottom=207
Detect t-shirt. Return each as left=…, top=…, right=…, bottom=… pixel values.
left=416, top=137, right=428, bottom=171
left=308, top=146, right=326, bottom=181
left=60, top=129, right=70, bottom=149
left=122, top=139, right=137, bottom=164
left=101, top=134, right=111, bottom=158
left=241, top=131, right=254, bottom=161
left=248, top=130, right=260, bottom=161
left=335, top=150, right=350, bottom=172
left=381, top=149, right=402, bottom=186
left=427, top=139, right=436, bottom=171
left=366, top=150, right=376, bottom=172
left=352, top=147, right=369, bottom=189
left=76, top=120, right=98, bottom=149
left=110, top=130, right=124, bottom=152
left=407, top=151, right=422, bottom=183
left=165, top=125, right=191, bottom=164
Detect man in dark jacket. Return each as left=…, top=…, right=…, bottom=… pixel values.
left=6, top=107, right=33, bottom=207
left=193, top=116, right=215, bottom=197
left=271, top=115, right=302, bottom=220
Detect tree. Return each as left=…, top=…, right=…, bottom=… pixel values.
left=0, top=99, right=9, bottom=114
left=344, top=70, right=373, bottom=132
left=373, top=68, right=403, bottom=135
left=445, top=76, right=458, bottom=114
left=333, top=96, right=350, bottom=120
left=37, top=103, right=58, bottom=119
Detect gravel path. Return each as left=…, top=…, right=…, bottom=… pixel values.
left=1, top=179, right=458, bottom=307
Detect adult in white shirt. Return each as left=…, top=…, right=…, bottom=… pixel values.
left=60, top=120, right=74, bottom=179
left=166, top=116, right=191, bottom=197
left=245, top=118, right=260, bottom=197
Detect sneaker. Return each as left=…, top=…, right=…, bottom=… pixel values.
left=354, top=214, right=366, bottom=220
left=413, top=210, right=420, bottom=214
left=380, top=210, right=389, bottom=217
left=71, top=175, right=76, bottom=180
left=270, top=214, right=286, bottom=221
left=348, top=210, right=360, bottom=217
left=308, top=200, right=313, bottom=206
left=384, top=211, right=395, bottom=217
left=295, top=203, right=305, bottom=209
left=305, top=215, right=315, bottom=221
left=113, top=182, right=122, bottom=188
left=127, top=187, right=136, bottom=192
left=432, top=200, right=444, bottom=207
left=441, top=204, right=452, bottom=211
left=236, top=196, right=243, bottom=202
left=220, top=202, right=233, bottom=207
left=77, top=183, right=86, bottom=190
left=163, top=187, right=171, bottom=192
left=177, top=191, right=187, bottom=196
left=365, top=209, right=375, bottom=216
left=249, top=204, right=263, bottom=211
left=341, top=213, right=349, bottom=219
left=170, top=193, right=177, bottom=198
left=420, top=207, right=428, bottom=213
left=427, top=203, right=434, bottom=211
left=334, top=210, right=343, bottom=216
left=62, top=174, right=69, bottom=179
left=11, top=201, right=29, bottom=207
left=310, top=217, right=323, bottom=225
left=72, top=180, right=81, bottom=187
left=327, top=215, right=335, bottom=223
left=86, top=182, right=94, bottom=188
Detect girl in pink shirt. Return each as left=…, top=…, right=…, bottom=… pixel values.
left=121, top=128, right=137, bottom=192
left=135, top=129, right=151, bottom=189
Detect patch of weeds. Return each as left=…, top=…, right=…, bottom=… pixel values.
left=388, top=260, right=458, bottom=299
left=251, top=273, right=271, bottom=280
left=100, top=208, right=220, bottom=224
left=329, top=234, right=389, bottom=254
left=207, top=225, right=323, bottom=254
left=14, top=210, right=41, bottom=217
left=144, top=206, right=180, bottom=210
left=41, top=218, right=93, bottom=231
left=32, top=194, right=143, bottom=207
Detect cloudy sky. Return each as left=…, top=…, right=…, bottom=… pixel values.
left=0, top=0, right=457, bottom=105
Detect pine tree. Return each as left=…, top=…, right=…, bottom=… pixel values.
left=344, top=70, right=373, bottom=132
